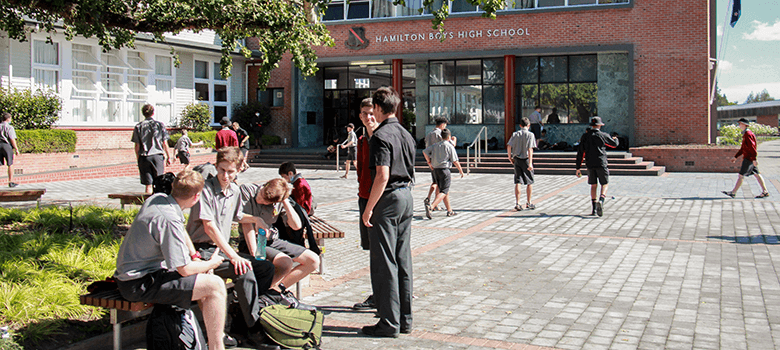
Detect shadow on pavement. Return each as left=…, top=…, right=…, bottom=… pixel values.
left=322, top=325, right=363, bottom=338
left=707, top=235, right=780, bottom=244
left=317, top=306, right=376, bottom=316
left=664, top=197, right=732, bottom=200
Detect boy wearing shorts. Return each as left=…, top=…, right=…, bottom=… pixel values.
left=174, top=129, right=204, bottom=166
left=0, top=113, right=20, bottom=187
left=507, top=117, right=536, bottom=211
left=576, top=117, right=619, bottom=217
left=723, top=118, right=770, bottom=198
left=423, top=128, right=464, bottom=219
left=340, top=123, right=358, bottom=179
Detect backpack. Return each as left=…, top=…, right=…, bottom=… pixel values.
left=192, top=162, right=217, bottom=180
left=274, top=201, right=321, bottom=255
left=153, top=172, right=176, bottom=195
left=258, top=304, right=323, bottom=350
left=146, top=305, right=207, bottom=350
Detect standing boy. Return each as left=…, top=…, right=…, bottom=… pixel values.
left=528, top=106, right=544, bottom=146
left=361, top=87, right=416, bottom=337
left=723, top=118, right=770, bottom=198
left=186, top=147, right=275, bottom=339
left=340, top=123, right=358, bottom=179
left=115, top=170, right=227, bottom=350
left=279, top=162, right=314, bottom=215
left=575, top=117, right=619, bottom=217
left=131, top=104, right=172, bottom=194
left=423, top=129, right=464, bottom=219
left=353, top=98, right=377, bottom=310
left=232, top=122, right=251, bottom=172
left=0, top=113, right=20, bottom=187
left=507, top=117, right=536, bottom=211
left=215, top=117, right=238, bottom=150
left=174, top=129, right=205, bottom=166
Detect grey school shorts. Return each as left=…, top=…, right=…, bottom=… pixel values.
left=513, top=157, right=534, bottom=185
left=117, top=269, right=196, bottom=309
left=587, top=167, right=609, bottom=185
left=432, top=168, right=452, bottom=194
left=0, top=143, right=13, bottom=166
left=738, top=158, right=759, bottom=177
left=266, top=238, right=308, bottom=261
left=138, top=154, right=164, bottom=185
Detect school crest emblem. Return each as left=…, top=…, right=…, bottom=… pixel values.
left=345, top=27, right=369, bottom=50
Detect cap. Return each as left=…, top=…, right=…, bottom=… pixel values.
left=220, top=117, right=231, bottom=126
left=589, top=116, right=605, bottom=126
left=738, top=118, right=750, bottom=124
left=347, top=123, right=355, bottom=129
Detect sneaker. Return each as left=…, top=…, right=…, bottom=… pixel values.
left=722, top=190, right=736, bottom=198
left=756, top=192, right=770, bottom=198
left=280, top=288, right=317, bottom=311
left=424, top=202, right=432, bottom=219
left=595, top=201, right=603, bottom=217
left=446, top=211, right=457, bottom=217
left=353, top=295, right=376, bottom=310
left=526, top=203, right=535, bottom=210
left=8, top=182, right=18, bottom=188
left=515, top=204, right=523, bottom=211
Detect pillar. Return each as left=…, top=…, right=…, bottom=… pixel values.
left=504, top=55, right=516, bottom=143
left=392, top=59, right=404, bottom=124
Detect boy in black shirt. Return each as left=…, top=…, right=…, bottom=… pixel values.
left=575, top=117, right=619, bottom=217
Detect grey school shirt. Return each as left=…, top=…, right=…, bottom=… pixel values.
left=174, top=135, right=192, bottom=153
left=507, top=128, right=536, bottom=159
left=342, top=130, right=357, bottom=149
left=237, top=183, right=289, bottom=238
left=0, top=122, right=16, bottom=144
left=114, top=194, right=190, bottom=281
left=187, top=177, right=245, bottom=244
left=423, top=140, right=459, bottom=169
left=425, top=128, right=442, bottom=148
left=131, top=118, right=170, bottom=157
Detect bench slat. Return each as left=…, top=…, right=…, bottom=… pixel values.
left=0, top=189, right=45, bottom=202
left=310, top=216, right=345, bottom=239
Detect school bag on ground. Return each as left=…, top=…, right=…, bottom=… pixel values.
left=146, top=304, right=207, bottom=350
left=258, top=304, right=323, bottom=350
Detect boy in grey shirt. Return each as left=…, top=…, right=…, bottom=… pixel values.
left=507, top=117, right=536, bottom=211
left=174, top=129, right=204, bottom=166
left=340, top=123, right=358, bottom=179
left=423, top=128, right=464, bottom=219
left=131, top=104, right=171, bottom=194
left=0, top=113, right=20, bottom=187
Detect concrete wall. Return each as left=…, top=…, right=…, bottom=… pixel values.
left=296, top=69, right=325, bottom=147
left=597, top=52, right=632, bottom=144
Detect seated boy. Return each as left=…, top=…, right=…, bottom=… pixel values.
left=278, top=162, right=314, bottom=215
left=239, top=178, right=320, bottom=311
left=186, top=147, right=276, bottom=341
left=115, top=170, right=227, bottom=350
left=423, top=128, right=464, bottom=219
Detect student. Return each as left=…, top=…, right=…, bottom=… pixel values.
left=215, top=117, right=239, bottom=150
left=115, top=170, right=227, bottom=350
left=575, top=117, right=619, bottom=217
left=232, top=122, right=251, bottom=172
left=423, top=117, right=457, bottom=209
left=131, top=104, right=172, bottom=194
left=507, top=117, right=536, bottom=211
left=186, top=147, right=275, bottom=341
left=174, top=129, right=205, bottom=166
left=278, top=162, right=314, bottom=215
left=361, top=87, right=415, bottom=337
left=239, top=178, right=319, bottom=311
left=340, top=123, right=358, bottom=179
left=528, top=105, right=544, bottom=146
left=423, top=128, right=464, bottom=219
left=0, top=113, right=20, bottom=187
left=353, top=97, right=377, bottom=310
left=723, top=118, right=770, bottom=198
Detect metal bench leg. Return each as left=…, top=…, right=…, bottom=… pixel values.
left=296, top=282, right=301, bottom=299
left=110, top=309, right=121, bottom=350
left=318, top=238, right=325, bottom=275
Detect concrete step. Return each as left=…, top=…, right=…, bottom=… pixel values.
left=249, top=163, right=666, bottom=176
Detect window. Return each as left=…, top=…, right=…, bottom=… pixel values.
left=515, top=54, right=598, bottom=124
left=70, top=44, right=100, bottom=121
left=33, top=40, right=60, bottom=92
left=154, top=55, right=174, bottom=122
left=258, top=88, right=284, bottom=107
left=429, top=59, right=504, bottom=125
left=194, top=59, right=230, bottom=123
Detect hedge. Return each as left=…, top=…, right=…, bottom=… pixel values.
left=718, top=122, right=778, bottom=145
left=16, top=129, right=76, bottom=153
left=169, top=131, right=217, bottom=150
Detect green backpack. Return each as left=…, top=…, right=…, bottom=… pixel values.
left=258, top=304, right=324, bottom=350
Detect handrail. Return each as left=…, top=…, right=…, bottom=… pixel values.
left=465, top=126, right=488, bottom=175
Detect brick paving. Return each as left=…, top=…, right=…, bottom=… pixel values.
left=5, top=141, right=780, bottom=349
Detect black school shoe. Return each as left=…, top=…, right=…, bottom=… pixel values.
left=353, top=294, right=376, bottom=310
left=361, top=324, right=399, bottom=338
left=279, top=284, right=317, bottom=311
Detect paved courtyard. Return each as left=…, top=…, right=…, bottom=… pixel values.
left=5, top=141, right=780, bottom=349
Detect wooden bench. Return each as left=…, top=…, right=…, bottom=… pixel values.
left=0, top=188, right=46, bottom=207
left=309, top=215, right=345, bottom=275
left=108, top=193, right=151, bottom=209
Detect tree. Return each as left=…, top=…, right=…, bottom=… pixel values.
left=745, top=89, right=775, bottom=104
left=715, top=85, right=736, bottom=107
left=0, top=0, right=504, bottom=88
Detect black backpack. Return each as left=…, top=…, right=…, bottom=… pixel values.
left=274, top=201, right=321, bottom=255
left=153, top=172, right=176, bottom=195
left=146, top=305, right=207, bottom=350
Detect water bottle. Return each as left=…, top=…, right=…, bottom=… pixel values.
left=256, top=228, right=267, bottom=260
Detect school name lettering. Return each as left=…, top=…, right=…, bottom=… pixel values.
left=374, top=28, right=531, bottom=44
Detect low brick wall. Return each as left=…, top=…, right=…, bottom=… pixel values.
left=631, top=146, right=740, bottom=172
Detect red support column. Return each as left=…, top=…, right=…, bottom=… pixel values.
left=504, top=55, right=516, bottom=143
left=392, top=59, right=404, bottom=124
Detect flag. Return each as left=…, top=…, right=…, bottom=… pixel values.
left=730, top=0, right=741, bottom=27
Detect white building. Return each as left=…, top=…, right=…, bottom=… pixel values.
left=0, top=29, right=247, bottom=127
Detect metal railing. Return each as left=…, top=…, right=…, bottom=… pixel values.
left=465, top=126, right=488, bottom=175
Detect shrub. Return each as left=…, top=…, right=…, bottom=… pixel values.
left=16, top=130, right=76, bottom=153
left=0, top=88, right=62, bottom=129
left=168, top=131, right=217, bottom=150
left=261, top=135, right=281, bottom=146
left=176, top=103, right=212, bottom=132
left=718, top=122, right=778, bottom=145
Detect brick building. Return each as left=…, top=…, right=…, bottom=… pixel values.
left=248, top=0, right=717, bottom=148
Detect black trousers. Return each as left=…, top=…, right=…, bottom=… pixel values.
left=197, top=245, right=275, bottom=328
left=369, top=187, right=413, bottom=333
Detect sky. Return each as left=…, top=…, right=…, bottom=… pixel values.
left=716, top=0, right=780, bottom=104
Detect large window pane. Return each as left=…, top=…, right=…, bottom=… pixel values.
left=599, top=0, right=629, bottom=3
left=402, top=88, right=416, bottom=113
left=323, top=2, right=344, bottom=20
left=155, top=56, right=172, bottom=76
left=33, top=69, right=59, bottom=92
left=324, top=67, right=348, bottom=89
left=373, top=0, right=394, bottom=17
left=214, top=62, right=227, bottom=80
left=538, top=0, right=565, bottom=7
left=483, top=85, right=504, bottom=125
left=569, top=0, right=597, bottom=5
left=483, top=58, right=504, bottom=84
left=195, top=83, right=209, bottom=101
left=347, top=1, right=369, bottom=18
left=403, top=63, right=416, bottom=87
left=72, top=99, right=94, bottom=122
left=349, top=65, right=391, bottom=89
left=34, top=40, right=58, bottom=65
left=540, top=56, right=568, bottom=83
left=214, top=106, right=227, bottom=122
left=451, top=0, right=477, bottom=12
left=569, top=55, right=597, bottom=82
left=429, top=86, right=454, bottom=123
left=516, top=57, right=538, bottom=84
left=517, top=84, right=538, bottom=120
left=195, top=60, right=209, bottom=79
left=429, top=61, right=455, bottom=85
left=156, top=80, right=172, bottom=99
left=423, top=0, right=445, bottom=14
left=102, top=101, right=122, bottom=122
left=214, top=84, right=227, bottom=102
left=396, top=0, right=423, bottom=16
left=456, top=60, right=482, bottom=85
left=540, top=84, right=568, bottom=122
left=508, top=0, right=535, bottom=9
left=569, top=83, right=597, bottom=123
left=454, top=85, right=482, bottom=124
